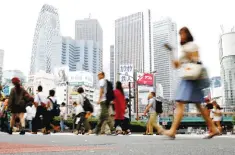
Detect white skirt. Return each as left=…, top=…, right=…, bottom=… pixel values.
left=213, top=116, right=222, bottom=122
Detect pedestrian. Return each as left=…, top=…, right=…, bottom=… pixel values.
left=32, top=86, right=47, bottom=134
left=73, top=100, right=85, bottom=135
left=123, top=98, right=131, bottom=135
left=95, top=72, right=115, bottom=135
left=8, top=77, right=31, bottom=135
left=25, top=102, right=35, bottom=132
left=212, top=101, right=223, bottom=134
left=59, top=102, right=67, bottom=132
left=113, top=81, right=125, bottom=134
left=143, top=103, right=151, bottom=135
left=162, top=27, right=219, bottom=139
left=143, top=91, right=163, bottom=135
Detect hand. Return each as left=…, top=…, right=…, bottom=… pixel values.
left=172, top=60, right=180, bottom=68
left=97, top=100, right=101, bottom=104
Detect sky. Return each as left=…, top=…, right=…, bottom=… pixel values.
left=0, top=0, right=234, bottom=79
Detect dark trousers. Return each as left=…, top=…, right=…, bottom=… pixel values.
left=32, top=106, right=46, bottom=132
left=114, top=119, right=123, bottom=128
left=122, top=117, right=130, bottom=132
left=43, top=111, right=52, bottom=131
left=76, top=112, right=86, bottom=131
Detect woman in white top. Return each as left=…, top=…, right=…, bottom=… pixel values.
left=212, top=102, right=223, bottom=134
left=163, top=27, right=218, bottom=139
left=59, top=102, right=67, bottom=132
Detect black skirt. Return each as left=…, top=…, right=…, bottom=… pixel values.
left=11, top=104, right=26, bottom=114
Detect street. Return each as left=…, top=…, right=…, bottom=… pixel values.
left=0, top=132, right=235, bottom=155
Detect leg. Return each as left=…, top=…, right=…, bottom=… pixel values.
left=18, top=113, right=26, bottom=135
left=215, top=121, right=222, bottom=133
left=195, top=104, right=219, bottom=138
left=9, top=113, right=16, bottom=134
left=150, top=113, right=163, bottom=134
left=28, top=120, right=32, bottom=132
left=163, top=102, right=185, bottom=137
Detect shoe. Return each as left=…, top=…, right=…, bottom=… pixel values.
left=19, top=130, right=25, bottom=135
left=8, top=128, right=13, bottom=135
left=31, top=132, right=37, bottom=134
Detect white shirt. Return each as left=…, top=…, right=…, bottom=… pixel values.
left=25, top=106, right=35, bottom=120
left=99, top=79, right=107, bottom=102
left=124, top=107, right=129, bottom=118
left=34, top=92, right=47, bottom=106
left=60, top=106, right=67, bottom=120
left=47, top=96, right=56, bottom=111
left=148, top=97, right=156, bottom=114
left=77, top=94, right=84, bottom=106
left=74, top=105, right=84, bottom=115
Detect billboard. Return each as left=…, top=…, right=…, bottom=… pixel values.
left=68, top=71, right=93, bottom=87
left=119, top=64, right=134, bottom=83
left=137, top=73, right=153, bottom=86
left=54, top=66, right=69, bottom=84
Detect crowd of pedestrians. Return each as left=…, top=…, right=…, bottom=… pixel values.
left=0, top=26, right=223, bottom=140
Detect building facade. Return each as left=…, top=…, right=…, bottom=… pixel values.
left=75, top=18, right=103, bottom=71
left=29, top=4, right=61, bottom=75
left=61, top=37, right=102, bottom=86
left=153, top=18, right=178, bottom=99
left=110, top=45, right=115, bottom=84
left=0, top=50, right=4, bottom=84
left=115, top=10, right=152, bottom=81
left=219, top=32, right=235, bottom=111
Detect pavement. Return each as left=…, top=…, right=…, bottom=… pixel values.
left=0, top=132, right=235, bottom=155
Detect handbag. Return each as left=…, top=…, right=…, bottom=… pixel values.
left=196, top=67, right=210, bottom=89
left=180, top=62, right=203, bottom=80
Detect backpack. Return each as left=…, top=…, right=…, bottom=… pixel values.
left=83, top=97, right=94, bottom=113
left=106, top=80, right=115, bottom=102
left=48, top=97, right=60, bottom=116
left=155, top=100, right=163, bottom=114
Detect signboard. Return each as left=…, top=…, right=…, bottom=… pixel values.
left=119, top=64, right=133, bottom=83
left=54, top=66, right=69, bottom=84
left=3, top=86, right=10, bottom=96
left=68, top=71, right=93, bottom=87
left=137, top=73, right=153, bottom=86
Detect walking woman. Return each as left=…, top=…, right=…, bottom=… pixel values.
left=163, top=27, right=219, bottom=139
left=212, top=101, right=223, bottom=134
left=59, top=102, right=67, bottom=132
left=113, top=81, right=125, bottom=134
left=8, top=77, right=31, bottom=135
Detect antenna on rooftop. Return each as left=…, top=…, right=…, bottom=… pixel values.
left=220, top=25, right=224, bottom=34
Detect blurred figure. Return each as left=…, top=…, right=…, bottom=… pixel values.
left=25, top=102, right=35, bottom=132
left=59, top=102, right=67, bottom=132
left=8, top=77, right=31, bottom=135
left=143, top=92, right=163, bottom=135
left=113, top=81, right=125, bottom=135
left=123, top=98, right=131, bottom=135
left=212, top=101, right=223, bottom=134
left=143, top=103, right=151, bottom=135
left=204, top=98, right=213, bottom=133
left=163, top=27, right=218, bottom=139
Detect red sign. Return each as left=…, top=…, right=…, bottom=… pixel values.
left=137, top=73, right=153, bottom=86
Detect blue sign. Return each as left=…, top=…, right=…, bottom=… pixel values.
left=3, top=86, right=10, bottom=96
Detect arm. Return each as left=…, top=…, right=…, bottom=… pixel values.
left=144, top=103, right=152, bottom=116
left=98, top=80, right=105, bottom=104
left=34, top=94, right=39, bottom=107
left=7, top=89, right=14, bottom=111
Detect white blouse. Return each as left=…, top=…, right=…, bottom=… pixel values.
left=179, top=42, right=199, bottom=64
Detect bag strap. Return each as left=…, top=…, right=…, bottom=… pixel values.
left=48, top=97, right=55, bottom=105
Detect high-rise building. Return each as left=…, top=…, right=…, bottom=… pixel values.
left=153, top=18, right=178, bottom=100
left=115, top=10, right=152, bottom=81
left=61, top=37, right=102, bottom=85
left=110, top=45, right=115, bottom=83
left=219, top=32, right=235, bottom=111
left=0, top=49, right=4, bottom=84
left=29, top=4, right=61, bottom=75
left=75, top=18, right=103, bottom=70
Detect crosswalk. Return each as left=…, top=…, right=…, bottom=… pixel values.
left=0, top=132, right=234, bottom=138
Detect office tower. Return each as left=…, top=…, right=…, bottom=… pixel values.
left=61, top=37, right=102, bottom=86
left=29, top=4, right=61, bottom=75
left=110, top=45, right=115, bottom=83
left=115, top=10, right=152, bottom=81
left=153, top=18, right=178, bottom=100
left=219, top=32, right=235, bottom=111
left=75, top=18, right=103, bottom=70
left=0, top=49, right=4, bottom=84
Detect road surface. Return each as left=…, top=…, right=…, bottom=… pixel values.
left=0, top=132, right=235, bottom=155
